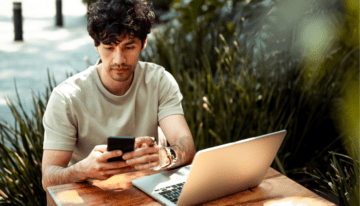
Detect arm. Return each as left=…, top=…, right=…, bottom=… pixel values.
left=41, top=149, right=85, bottom=191
left=159, top=114, right=196, bottom=168
left=123, top=114, right=196, bottom=170
left=42, top=149, right=86, bottom=206
left=42, top=145, right=133, bottom=191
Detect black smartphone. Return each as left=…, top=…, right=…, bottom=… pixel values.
left=107, top=136, right=135, bottom=162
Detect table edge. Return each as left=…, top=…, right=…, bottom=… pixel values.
left=47, top=188, right=63, bottom=206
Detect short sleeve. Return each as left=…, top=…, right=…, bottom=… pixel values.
left=43, top=88, right=77, bottom=151
left=158, top=71, right=184, bottom=121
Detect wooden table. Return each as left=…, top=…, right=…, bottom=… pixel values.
left=47, top=167, right=336, bottom=205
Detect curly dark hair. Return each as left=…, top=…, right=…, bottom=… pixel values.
left=87, top=0, right=155, bottom=47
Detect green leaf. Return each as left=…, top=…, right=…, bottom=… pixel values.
left=208, top=129, right=222, bottom=145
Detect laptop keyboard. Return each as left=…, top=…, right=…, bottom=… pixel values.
left=154, top=182, right=185, bottom=204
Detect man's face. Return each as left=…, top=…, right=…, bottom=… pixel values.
left=96, top=35, right=146, bottom=82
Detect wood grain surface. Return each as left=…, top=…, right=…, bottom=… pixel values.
left=47, top=167, right=337, bottom=206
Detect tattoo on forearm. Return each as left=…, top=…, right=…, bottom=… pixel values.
left=170, top=135, right=195, bottom=166
left=173, top=136, right=187, bottom=151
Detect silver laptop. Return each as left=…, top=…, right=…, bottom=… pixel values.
left=132, top=130, right=286, bottom=206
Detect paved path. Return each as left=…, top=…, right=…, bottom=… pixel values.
left=0, top=0, right=96, bottom=124
left=0, top=0, right=157, bottom=125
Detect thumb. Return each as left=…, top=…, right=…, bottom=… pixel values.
left=93, top=144, right=108, bottom=153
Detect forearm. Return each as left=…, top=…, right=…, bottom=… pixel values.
left=42, top=162, right=87, bottom=191
left=169, top=135, right=196, bottom=168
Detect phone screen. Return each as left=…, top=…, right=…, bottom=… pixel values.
left=107, top=136, right=135, bottom=162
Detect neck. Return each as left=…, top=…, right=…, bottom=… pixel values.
left=96, top=64, right=134, bottom=96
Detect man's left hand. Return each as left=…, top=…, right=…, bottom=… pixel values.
left=122, top=136, right=160, bottom=170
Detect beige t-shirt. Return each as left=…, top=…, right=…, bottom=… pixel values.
left=43, top=60, right=184, bottom=165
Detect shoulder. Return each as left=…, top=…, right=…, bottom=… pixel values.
left=54, top=66, right=95, bottom=98
left=137, top=61, right=176, bottom=85
left=138, top=61, right=165, bottom=76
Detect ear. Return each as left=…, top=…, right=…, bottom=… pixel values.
left=141, top=38, right=147, bottom=50
left=95, top=46, right=99, bottom=52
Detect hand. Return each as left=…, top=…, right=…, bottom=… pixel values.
left=134, top=136, right=157, bottom=149
left=122, top=136, right=161, bottom=170
left=78, top=145, right=134, bottom=180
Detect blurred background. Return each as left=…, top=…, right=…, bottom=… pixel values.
left=0, top=0, right=98, bottom=125
left=0, top=0, right=358, bottom=205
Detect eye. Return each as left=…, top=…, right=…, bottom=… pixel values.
left=125, top=47, right=134, bottom=50
left=105, top=47, right=114, bottom=50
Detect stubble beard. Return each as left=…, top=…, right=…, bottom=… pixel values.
left=108, top=64, right=135, bottom=82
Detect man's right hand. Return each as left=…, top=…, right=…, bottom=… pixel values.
left=42, top=145, right=134, bottom=191
left=78, top=145, right=135, bottom=180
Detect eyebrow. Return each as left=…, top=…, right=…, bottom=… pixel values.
left=123, top=40, right=136, bottom=46
left=103, top=39, right=136, bottom=46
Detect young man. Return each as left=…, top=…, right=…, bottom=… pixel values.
left=41, top=0, right=196, bottom=195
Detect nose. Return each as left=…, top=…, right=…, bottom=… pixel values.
left=113, top=48, right=126, bottom=65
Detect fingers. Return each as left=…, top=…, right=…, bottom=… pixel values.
left=91, top=150, right=129, bottom=170
left=126, top=152, right=160, bottom=171
left=134, top=136, right=156, bottom=149
left=97, top=150, right=123, bottom=162
left=120, top=145, right=160, bottom=171
left=86, top=145, right=138, bottom=181
left=126, top=153, right=159, bottom=165
left=99, top=159, right=130, bottom=170
left=122, top=146, right=159, bottom=160
left=93, top=144, right=108, bottom=152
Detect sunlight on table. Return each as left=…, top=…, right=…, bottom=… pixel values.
left=265, top=197, right=335, bottom=206
left=57, top=190, right=84, bottom=204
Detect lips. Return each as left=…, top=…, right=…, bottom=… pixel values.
left=111, top=67, right=129, bottom=71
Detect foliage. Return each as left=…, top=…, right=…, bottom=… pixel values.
left=142, top=29, right=358, bottom=176
left=305, top=15, right=359, bottom=203
left=305, top=151, right=359, bottom=206
left=150, top=0, right=173, bottom=11
left=165, top=0, right=349, bottom=73
left=141, top=0, right=359, bottom=176
left=304, top=1, right=359, bottom=204
left=0, top=71, right=57, bottom=205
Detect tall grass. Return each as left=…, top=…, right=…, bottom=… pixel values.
left=0, top=71, right=57, bottom=205
left=141, top=18, right=358, bottom=176
left=306, top=150, right=359, bottom=206
left=305, top=49, right=359, bottom=205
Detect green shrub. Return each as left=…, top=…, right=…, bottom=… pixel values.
left=0, top=71, right=57, bottom=205
left=306, top=151, right=359, bottom=206
left=140, top=0, right=359, bottom=176
left=305, top=48, right=359, bottom=205
left=150, top=0, right=172, bottom=10
left=142, top=26, right=358, bottom=175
